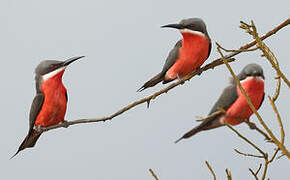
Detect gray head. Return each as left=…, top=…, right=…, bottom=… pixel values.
left=238, top=63, right=265, bottom=80
left=35, top=56, right=85, bottom=76
left=161, top=18, right=209, bottom=37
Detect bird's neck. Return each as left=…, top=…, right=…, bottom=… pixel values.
left=181, top=32, right=209, bottom=47
left=40, top=70, right=66, bottom=92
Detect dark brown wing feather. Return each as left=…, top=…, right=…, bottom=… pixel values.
left=175, top=84, right=238, bottom=143
left=137, top=41, right=182, bottom=91
left=11, top=93, right=44, bottom=158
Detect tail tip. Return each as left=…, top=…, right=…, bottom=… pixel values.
left=10, top=150, right=20, bottom=160
left=174, top=137, right=183, bottom=144
left=137, top=86, right=145, bottom=92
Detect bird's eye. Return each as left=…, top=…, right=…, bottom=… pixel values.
left=50, top=65, right=56, bottom=69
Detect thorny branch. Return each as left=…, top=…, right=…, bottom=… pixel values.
left=41, top=18, right=290, bottom=132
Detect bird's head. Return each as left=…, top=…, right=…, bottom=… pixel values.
left=238, top=63, right=265, bottom=82
left=35, top=56, right=85, bottom=81
left=161, top=18, right=209, bottom=37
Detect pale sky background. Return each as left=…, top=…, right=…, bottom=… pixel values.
left=1, top=0, right=289, bottom=179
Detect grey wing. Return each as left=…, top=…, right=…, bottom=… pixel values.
left=160, top=40, right=182, bottom=75
left=28, top=93, right=44, bottom=134
left=174, top=84, right=238, bottom=142
left=208, top=84, right=238, bottom=115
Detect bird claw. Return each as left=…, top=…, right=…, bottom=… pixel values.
left=60, top=120, right=69, bottom=128
left=196, top=67, right=202, bottom=76
left=247, top=122, right=257, bottom=129
left=34, top=125, right=45, bottom=132
left=177, top=74, right=185, bottom=85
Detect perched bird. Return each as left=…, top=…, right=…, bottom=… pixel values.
left=175, top=63, right=265, bottom=143
left=12, top=56, right=84, bottom=158
left=138, top=18, right=211, bottom=92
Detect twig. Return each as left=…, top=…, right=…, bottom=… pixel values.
left=249, top=168, right=259, bottom=180
left=249, top=163, right=262, bottom=180
left=149, top=169, right=159, bottom=180
left=223, top=18, right=290, bottom=60
left=205, top=161, right=217, bottom=180
left=216, top=42, right=259, bottom=52
left=234, top=148, right=264, bottom=158
left=41, top=18, right=289, bottom=134
left=272, top=76, right=281, bottom=102
left=269, top=148, right=280, bottom=163
left=245, top=20, right=290, bottom=87
left=225, top=122, right=266, bottom=156
left=225, top=169, right=232, bottom=180
left=244, top=121, right=271, bottom=141
left=268, top=96, right=285, bottom=145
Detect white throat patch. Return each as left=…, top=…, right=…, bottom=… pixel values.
left=42, top=66, right=66, bottom=81
left=180, top=28, right=205, bottom=37
left=240, top=76, right=264, bottom=83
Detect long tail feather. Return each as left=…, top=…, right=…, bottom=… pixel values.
left=11, top=130, right=42, bottom=159
left=137, top=73, right=164, bottom=92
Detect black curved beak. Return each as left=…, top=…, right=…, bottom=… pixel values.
left=62, top=56, right=85, bottom=66
left=161, top=23, right=184, bottom=29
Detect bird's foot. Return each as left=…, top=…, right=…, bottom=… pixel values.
left=34, top=125, right=46, bottom=132
left=247, top=122, right=257, bottom=130
left=60, top=120, right=69, bottom=128
left=196, top=67, right=202, bottom=76
left=177, top=74, right=185, bottom=85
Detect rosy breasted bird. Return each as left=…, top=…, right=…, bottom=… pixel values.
left=175, top=63, right=265, bottom=143
left=11, top=56, right=85, bottom=158
left=137, top=18, right=211, bottom=92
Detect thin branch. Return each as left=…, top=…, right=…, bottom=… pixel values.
left=225, top=169, right=232, bottom=180
left=270, top=44, right=281, bottom=102
left=268, top=96, right=285, bottom=145
left=245, top=20, right=290, bottom=87
left=249, top=168, right=259, bottom=180
left=245, top=121, right=271, bottom=141
left=234, top=148, right=264, bottom=158
left=223, top=18, right=290, bottom=60
left=269, top=148, right=280, bottom=163
left=41, top=18, right=289, bottom=134
left=249, top=163, right=262, bottom=180
left=225, top=122, right=266, bottom=156
left=216, top=42, right=259, bottom=52
left=255, top=163, right=263, bottom=175
left=149, top=169, right=159, bottom=180
left=205, top=161, right=217, bottom=180
left=272, top=76, right=281, bottom=102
